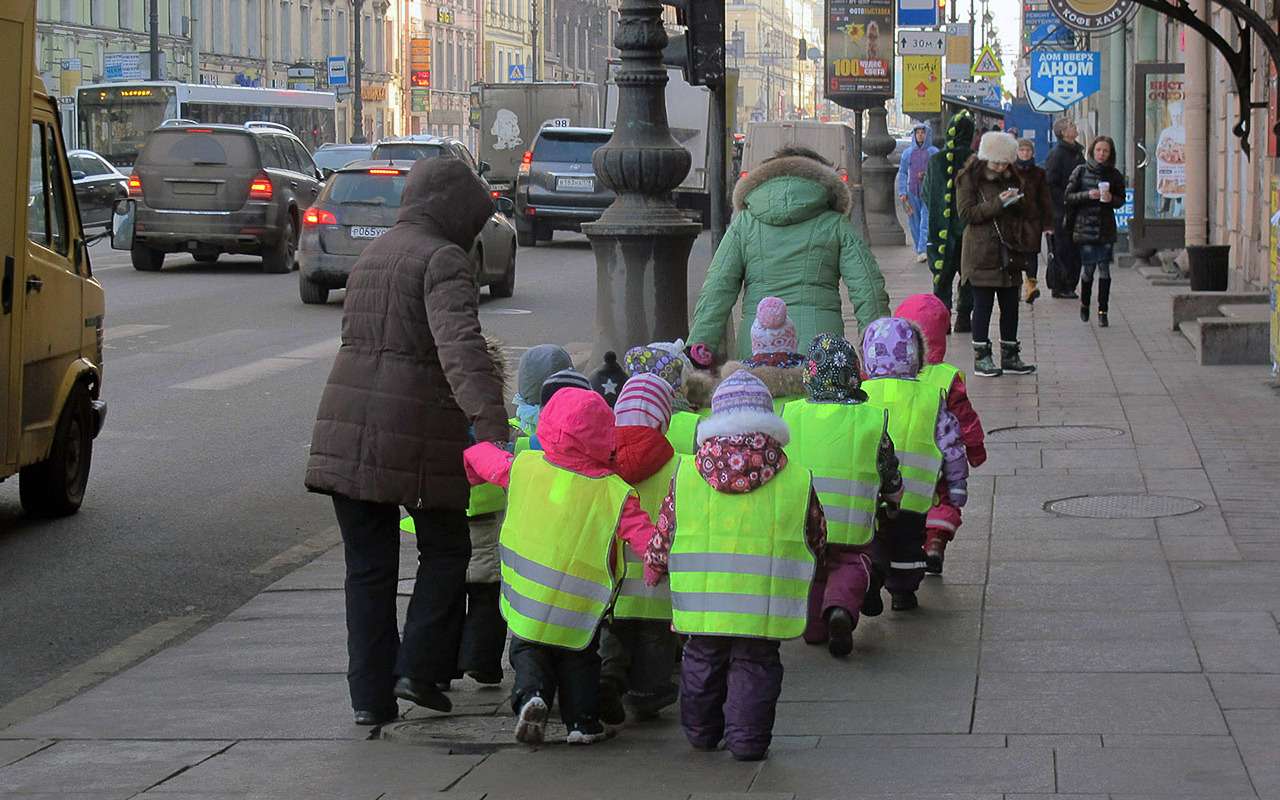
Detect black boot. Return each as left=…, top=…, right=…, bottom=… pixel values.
left=1000, top=341, right=1036, bottom=374
left=393, top=677, right=452, bottom=712
left=827, top=608, right=855, bottom=658
left=1098, top=279, right=1111, bottom=327
left=1079, top=278, right=1092, bottom=322
left=862, top=571, right=885, bottom=617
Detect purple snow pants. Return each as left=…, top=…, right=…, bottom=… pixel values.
left=680, top=635, right=783, bottom=759
left=803, top=545, right=872, bottom=643
left=871, top=509, right=928, bottom=596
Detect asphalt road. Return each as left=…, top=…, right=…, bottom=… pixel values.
left=0, top=231, right=713, bottom=709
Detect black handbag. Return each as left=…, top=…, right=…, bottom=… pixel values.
left=981, top=187, right=1018, bottom=276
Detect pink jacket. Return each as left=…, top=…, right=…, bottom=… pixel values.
left=463, top=387, right=655, bottom=565
left=894, top=294, right=987, bottom=467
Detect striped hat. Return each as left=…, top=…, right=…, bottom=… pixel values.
left=614, top=374, right=674, bottom=433
left=539, top=368, right=592, bottom=407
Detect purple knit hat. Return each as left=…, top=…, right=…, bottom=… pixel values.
left=710, top=369, right=775, bottom=416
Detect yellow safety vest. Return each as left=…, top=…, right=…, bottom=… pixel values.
left=666, top=410, right=703, bottom=456
left=509, top=416, right=533, bottom=455
left=497, top=452, right=631, bottom=649
left=918, top=362, right=962, bottom=398
left=612, top=455, right=681, bottom=621
left=862, top=378, right=945, bottom=514
left=773, top=396, right=801, bottom=415
left=782, top=401, right=886, bottom=546
left=668, top=462, right=815, bottom=640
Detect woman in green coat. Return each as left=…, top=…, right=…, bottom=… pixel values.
left=687, top=146, right=891, bottom=360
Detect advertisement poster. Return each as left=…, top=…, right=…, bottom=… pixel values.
left=1144, top=74, right=1185, bottom=220
left=827, top=0, right=894, bottom=98
left=901, top=56, right=941, bottom=114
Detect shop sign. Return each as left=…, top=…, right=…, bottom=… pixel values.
left=362, top=85, right=387, bottom=102
left=1048, top=0, right=1136, bottom=33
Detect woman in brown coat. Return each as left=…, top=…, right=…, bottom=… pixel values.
left=1012, top=138, right=1055, bottom=305
left=305, top=157, right=508, bottom=725
left=957, top=131, right=1036, bottom=378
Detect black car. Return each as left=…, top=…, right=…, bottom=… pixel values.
left=514, top=127, right=613, bottom=246
left=128, top=124, right=323, bottom=273
left=313, top=143, right=374, bottom=177
left=67, top=149, right=129, bottom=230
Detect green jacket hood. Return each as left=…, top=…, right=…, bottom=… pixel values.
left=734, top=155, right=851, bottom=226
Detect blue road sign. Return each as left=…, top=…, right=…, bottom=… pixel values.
left=328, top=56, right=348, bottom=86
left=508, top=63, right=526, bottom=82
left=1026, top=50, right=1101, bottom=112
left=1030, top=22, right=1074, bottom=47
left=1022, top=8, right=1058, bottom=31
left=898, top=0, right=938, bottom=27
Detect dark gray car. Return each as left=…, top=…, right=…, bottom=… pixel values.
left=514, top=127, right=613, bottom=246
left=313, top=144, right=374, bottom=176
left=297, top=160, right=518, bottom=305
left=128, top=124, right=322, bottom=273
left=67, top=150, right=129, bottom=230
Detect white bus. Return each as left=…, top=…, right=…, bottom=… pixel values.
left=76, top=81, right=337, bottom=169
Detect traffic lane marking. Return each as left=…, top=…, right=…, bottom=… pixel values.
left=104, top=324, right=169, bottom=341
left=170, top=338, right=339, bottom=391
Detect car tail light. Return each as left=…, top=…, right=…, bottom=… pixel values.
left=303, top=207, right=337, bottom=226
left=127, top=175, right=142, bottom=196
left=367, top=168, right=401, bottom=175
left=518, top=150, right=532, bottom=176
left=248, top=172, right=273, bottom=201
left=186, top=128, right=213, bottom=133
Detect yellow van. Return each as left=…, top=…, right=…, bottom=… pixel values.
left=2, top=0, right=107, bottom=515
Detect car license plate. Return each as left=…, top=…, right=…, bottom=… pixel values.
left=350, top=226, right=389, bottom=239
left=556, top=177, right=594, bottom=193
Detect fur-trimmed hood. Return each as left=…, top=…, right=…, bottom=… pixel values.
left=733, top=155, right=852, bottom=220
left=484, top=335, right=508, bottom=398
left=683, top=361, right=807, bottom=408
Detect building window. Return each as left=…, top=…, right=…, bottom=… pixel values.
left=228, top=0, right=241, bottom=54
left=336, top=9, right=347, bottom=59
left=246, top=0, right=259, bottom=58
left=361, top=14, right=371, bottom=70
left=280, top=1, right=291, bottom=62
left=119, top=0, right=131, bottom=28
left=300, top=3, right=311, bottom=58
left=374, top=14, right=383, bottom=72
left=210, top=0, right=222, bottom=51
left=321, top=7, right=331, bottom=56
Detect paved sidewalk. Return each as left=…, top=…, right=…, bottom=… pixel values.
left=2, top=247, right=1278, bottom=799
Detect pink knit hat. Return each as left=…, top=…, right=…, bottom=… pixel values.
left=750, top=296, right=799, bottom=356
left=614, top=373, right=674, bottom=433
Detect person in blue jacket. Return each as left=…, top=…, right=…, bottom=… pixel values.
left=896, top=122, right=938, bottom=262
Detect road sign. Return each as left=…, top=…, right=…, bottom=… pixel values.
left=897, top=0, right=937, bottom=27
left=327, top=56, right=348, bottom=86
left=1030, top=22, right=1074, bottom=47
left=902, top=55, right=942, bottom=113
left=946, top=79, right=993, bottom=97
left=898, top=29, right=946, bottom=55
left=508, top=63, right=526, bottom=82
left=104, top=52, right=149, bottom=82
left=945, top=23, right=971, bottom=80
left=971, top=44, right=1003, bottom=77
left=1025, top=50, right=1100, bottom=112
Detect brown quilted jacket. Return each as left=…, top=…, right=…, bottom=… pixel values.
left=304, top=157, right=508, bottom=509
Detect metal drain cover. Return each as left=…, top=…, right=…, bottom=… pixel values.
left=988, top=425, right=1125, bottom=443
left=1046, top=494, right=1204, bottom=519
left=381, top=712, right=567, bottom=751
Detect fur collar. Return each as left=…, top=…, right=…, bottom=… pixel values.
left=722, top=361, right=807, bottom=400
left=733, top=156, right=851, bottom=215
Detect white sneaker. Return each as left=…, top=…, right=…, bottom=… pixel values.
left=566, top=722, right=615, bottom=745
left=515, top=696, right=548, bottom=745
left=915, top=252, right=928, bottom=263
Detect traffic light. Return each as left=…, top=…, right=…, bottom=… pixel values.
left=660, top=0, right=725, bottom=87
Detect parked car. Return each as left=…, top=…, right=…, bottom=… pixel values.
left=127, top=123, right=323, bottom=273
left=514, top=126, right=613, bottom=246
left=297, top=159, right=517, bottom=305
left=313, top=143, right=374, bottom=177
left=67, top=149, right=129, bottom=230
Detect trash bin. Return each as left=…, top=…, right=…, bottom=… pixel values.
left=1187, top=244, right=1230, bottom=291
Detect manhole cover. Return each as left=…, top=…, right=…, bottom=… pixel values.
left=987, top=425, right=1126, bottom=443
left=1045, top=494, right=1204, bottom=519
left=380, top=712, right=568, bottom=751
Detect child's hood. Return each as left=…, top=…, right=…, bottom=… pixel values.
left=536, top=388, right=616, bottom=473
left=893, top=294, right=949, bottom=364
left=614, top=425, right=675, bottom=484
left=862, top=317, right=925, bottom=379
left=516, top=344, right=572, bottom=404
left=695, top=433, right=788, bottom=495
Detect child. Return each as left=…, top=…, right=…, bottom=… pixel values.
left=782, top=334, right=904, bottom=657
left=599, top=374, right=681, bottom=725
left=590, top=351, right=630, bottom=407
left=860, top=318, right=968, bottom=611
left=724, top=297, right=808, bottom=413
left=527, top=368, right=592, bottom=451
left=512, top=344, right=573, bottom=435
left=464, top=388, right=657, bottom=746
left=625, top=343, right=701, bottom=455
left=894, top=294, right=987, bottom=575
left=645, top=370, right=827, bottom=761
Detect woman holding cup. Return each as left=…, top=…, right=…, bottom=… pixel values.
left=1064, top=136, right=1127, bottom=327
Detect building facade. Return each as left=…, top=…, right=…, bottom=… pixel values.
left=726, top=0, right=801, bottom=131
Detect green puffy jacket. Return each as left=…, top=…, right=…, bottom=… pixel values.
left=688, top=155, right=891, bottom=360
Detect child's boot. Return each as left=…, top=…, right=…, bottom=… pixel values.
left=566, top=719, right=615, bottom=745
left=515, top=694, right=549, bottom=744
left=1098, top=278, right=1111, bottom=328
left=891, top=591, right=919, bottom=611
left=862, top=571, right=885, bottom=617
left=599, top=679, right=627, bottom=727
left=826, top=607, right=855, bottom=657
left=924, top=533, right=946, bottom=575
left=1000, top=341, right=1036, bottom=375
left=1023, top=276, right=1040, bottom=305
left=973, top=341, right=1002, bottom=378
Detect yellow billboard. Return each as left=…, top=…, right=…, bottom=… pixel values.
left=902, top=55, right=941, bottom=114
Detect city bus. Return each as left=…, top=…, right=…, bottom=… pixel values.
left=76, top=82, right=337, bottom=169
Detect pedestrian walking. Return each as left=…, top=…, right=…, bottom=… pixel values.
left=599, top=374, right=681, bottom=725
left=893, top=294, right=987, bottom=575
left=860, top=318, right=968, bottom=612
left=645, top=370, right=826, bottom=762
left=956, top=131, right=1037, bottom=377
left=922, top=110, right=977, bottom=332
left=1044, top=118, right=1087, bottom=298
left=463, top=388, right=658, bottom=746
left=1065, top=136, right=1127, bottom=328
left=897, top=122, right=938, bottom=262
left=782, top=334, right=904, bottom=657
left=304, top=157, right=509, bottom=726
left=1012, top=138, right=1055, bottom=305
left=688, top=145, right=890, bottom=361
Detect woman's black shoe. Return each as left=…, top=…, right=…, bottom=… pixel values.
left=394, top=677, right=453, bottom=712
left=466, top=669, right=504, bottom=685
left=1098, top=311, right=1109, bottom=328
left=1080, top=306, right=1090, bottom=323
left=354, top=707, right=399, bottom=726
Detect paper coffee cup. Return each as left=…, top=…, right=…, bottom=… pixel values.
left=1098, top=181, right=1110, bottom=193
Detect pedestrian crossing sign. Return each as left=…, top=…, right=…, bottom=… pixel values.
left=971, top=45, right=1003, bottom=78
left=508, top=63, right=526, bottom=82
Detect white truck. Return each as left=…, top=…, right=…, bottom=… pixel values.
left=469, top=82, right=601, bottom=201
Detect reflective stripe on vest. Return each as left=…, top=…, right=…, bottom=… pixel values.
left=863, top=378, right=945, bottom=514
left=918, top=362, right=962, bottom=397
left=498, top=452, right=631, bottom=650
left=783, top=401, right=886, bottom=546
left=613, top=455, right=681, bottom=621
left=668, top=461, right=815, bottom=640
left=666, top=411, right=702, bottom=456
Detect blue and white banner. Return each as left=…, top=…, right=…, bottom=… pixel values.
left=898, top=0, right=938, bottom=27
left=1026, top=50, right=1101, bottom=112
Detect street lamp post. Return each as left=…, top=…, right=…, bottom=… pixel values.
left=149, top=0, right=161, bottom=79
left=351, top=0, right=366, bottom=143
left=581, top=0, right=700, bottom=365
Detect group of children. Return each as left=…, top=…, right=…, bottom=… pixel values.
left=444, top=294, right=986, bottom=759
